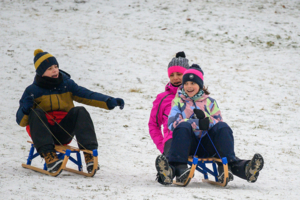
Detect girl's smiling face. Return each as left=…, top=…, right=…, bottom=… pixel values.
left=183, top=81, right=200, bottom=97
left=42, top=65, right=59, bottom=78
left=169, top=72, right=183, bottom=86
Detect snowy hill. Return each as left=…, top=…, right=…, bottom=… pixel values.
left=1, top=0, right=300, bottom=199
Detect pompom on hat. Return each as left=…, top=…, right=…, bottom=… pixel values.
left=167, top=51, right=189, bottom=77
left=182, top=64, right=204, bottom=89
left=33, top=49, right=59, bottom=76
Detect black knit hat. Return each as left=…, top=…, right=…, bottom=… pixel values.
left=182, top=64, right=204, bottom=89
left=33, top=49, right=59, bottom=76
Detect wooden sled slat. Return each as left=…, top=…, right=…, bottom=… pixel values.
left=64, top=155, right=98, bottom=177
left=202, top=162, right=229, bottom=187
left=22, top=153, right=69, bottom=177
left=173, top=156, right=229, bottom=187
left=173, top=160, right=197, bottom=187
left=22, top=141, right=98, bottom=177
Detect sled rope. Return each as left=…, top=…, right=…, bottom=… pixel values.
left=31, top=101, right=87, bottom=150
left=206, top=132, right=221, bottom=159
left=194, top=131, right=221, bottom=159
left=193, top=132, right=204, bottom=157
left=30, top=108, right=64, bottom=147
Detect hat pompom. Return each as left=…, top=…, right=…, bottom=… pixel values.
left=176, top=51, right=186, bottom=58
left=190, top=64, right=200, bottom=69
left=190, top=64, right=204, bottom=75
left=34, top=49, right=44, bottom=56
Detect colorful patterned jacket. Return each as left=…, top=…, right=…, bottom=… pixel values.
left=168, top=87, right=223, bottom=138
left=16, top=70, right=112, bottom=127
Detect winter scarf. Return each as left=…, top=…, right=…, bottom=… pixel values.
left=181, top=88, right=204, bottom=101
left=35, top=73, right=63, bottom=89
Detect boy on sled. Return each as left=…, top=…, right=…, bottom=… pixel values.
left=16, top=49, right=124, bottom=173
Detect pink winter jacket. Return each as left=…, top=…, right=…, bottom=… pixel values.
left=148, top=82, right=179, bottom=153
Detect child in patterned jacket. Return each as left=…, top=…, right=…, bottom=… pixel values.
left=155, top=64, right=264, bottom=185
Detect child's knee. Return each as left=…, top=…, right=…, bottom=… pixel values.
left=175, top=122, right=193, bottom=131
left=29, top=108, right=44, bottom=117
left=212, top=122, right=232, bottom=133
left=173, top=122, right=194, bottom=138
left=69, top=106, right=88, bottom=115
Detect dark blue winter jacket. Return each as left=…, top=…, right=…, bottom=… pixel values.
left=16, top=70, right=112, bottom=127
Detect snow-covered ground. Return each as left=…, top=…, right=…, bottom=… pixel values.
left=1, top=0, right=300, bottom=199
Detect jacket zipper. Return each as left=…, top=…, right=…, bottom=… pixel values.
left=189, top=100, right=197, bottom=119
left=49, top=94, right=53, bottom=111
left=156, top=93, right=170, bottom=127
left=56, top=94, right=60, bottom=110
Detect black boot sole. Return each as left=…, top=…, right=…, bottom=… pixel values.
left=155, top=155, right=173, bottom=185
left=246, top=153, right=264, bottom=183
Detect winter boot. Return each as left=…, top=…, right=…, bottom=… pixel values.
left=155, top=155, right=175, bottom=185
left=245, top=153, right=264, bottom=183
left=84, top=152, right=100, bottom=173
left=217, top=164, right=234, bottom=183
left=41, top=151, right=63, bottom=173
left=174, top=164, right=191, bottom=184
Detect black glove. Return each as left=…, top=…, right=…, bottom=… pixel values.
left=193, top=109, right=205, bottom=119
left=193, top=109, right=209, bottom=130
left=107, top=98, right=125, bottom=110
left=22, top=95, right=34, bottom=115
left=116, top=98, right=125, bottom=109
left=199, top=117, right=210, bottom=130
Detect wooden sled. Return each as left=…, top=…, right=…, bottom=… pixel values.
left=173, top=156, right=229, bottom=187
left=22, top=141, right=99, bottom=177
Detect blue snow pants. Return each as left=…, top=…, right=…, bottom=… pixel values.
left=167, top=122, right=249, bottom=180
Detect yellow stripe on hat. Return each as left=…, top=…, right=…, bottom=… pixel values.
left=34, top=53, right=54, bottom=69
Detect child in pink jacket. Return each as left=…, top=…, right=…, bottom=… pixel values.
left=148, top=52, right=189, bottom=155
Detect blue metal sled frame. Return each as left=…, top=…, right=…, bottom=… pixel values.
left=22, top=141, right=98, bottom=177
left=173, top=157, right=229, bottom=187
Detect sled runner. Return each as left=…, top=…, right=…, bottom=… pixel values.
left=22, top=141, right=98, bottom=177
left=173, top=156, right=229, bottom=187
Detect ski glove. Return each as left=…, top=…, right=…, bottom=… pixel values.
left=22, top=95, right=34, bottom=115
left=194, top=109, right=205, bottom=119
left=107, top=98, right=125, bottom=110
left=199, top=117, right=210, bottom=130
left=193, top=109, right=210, bottom=130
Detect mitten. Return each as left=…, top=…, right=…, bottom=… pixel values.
left=194, top=109, right=210, bottom=130
left=107, top=98, right=125, bottom=110
left=116, top=98, right=125, bottom=110
left=193, top=109, right=205, bottom=119
left=22, top=95, right=34, bottom=115
left=199, top=117, right=210, bottom=130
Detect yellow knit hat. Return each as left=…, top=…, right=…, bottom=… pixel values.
left=33, top=49, right=58, bottom=76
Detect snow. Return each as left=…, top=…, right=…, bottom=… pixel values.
left=1, top=0, right=300, bottom=199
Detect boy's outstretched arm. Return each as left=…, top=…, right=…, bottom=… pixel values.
left=68, top=79, right=124, bottom=110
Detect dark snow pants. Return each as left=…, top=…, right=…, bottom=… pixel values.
left=163, top=139, right=172, bottom=156
left=167, top=122, right=249, bottom=180
left=28, top=107, right=98, bottom=155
